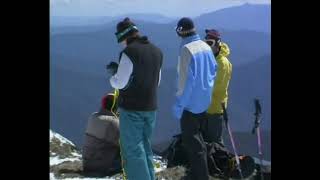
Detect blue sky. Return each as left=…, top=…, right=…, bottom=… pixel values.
left=50, top=0, right=271, bottom=17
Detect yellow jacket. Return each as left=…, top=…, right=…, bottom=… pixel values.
left=207, top=42, right=232, bottom=114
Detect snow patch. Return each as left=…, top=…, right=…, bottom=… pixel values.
left=71, top=152, right=82, bottom=157
left=50, top=156, right=81, bottom=166
left=50, top=173, right=115, bottom=180
left=61, top=178, right=115, bottom=180
left=253, top=157, right=271, bottom=166
left=50, top=130, right=54, bottom=141
left=153, top=155, right=167, bottom=173
left=50, top=130, right=75, bottom=146
left=50, top=173, right=56, bottom=180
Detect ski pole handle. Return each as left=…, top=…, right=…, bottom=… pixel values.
left=254, top=99, right=261, bottom=116
left=252, top=99, right=262, bottom=134
left=221, top=102, right=229, bottom=128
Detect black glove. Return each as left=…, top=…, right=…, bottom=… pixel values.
left=106, top=61, right=119, bottom=75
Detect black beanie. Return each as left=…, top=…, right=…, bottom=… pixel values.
left=115, top=17, right=139, bottom=43
left=176, top=17, right=196, bottom=37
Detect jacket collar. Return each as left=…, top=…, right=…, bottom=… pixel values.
left=180, top=34, right=200, bottom=48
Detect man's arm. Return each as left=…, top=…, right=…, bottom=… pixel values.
left=158, top=51, right=163, bottom=87
left=173, top=47, right=195, bottom=119
left=158, top=69, right=161, bottom=87
left=110, top=53, right=133, bottom=90
left=176, top=47, right=192, bottom=96
left=213, top=60, right=227, bottom=95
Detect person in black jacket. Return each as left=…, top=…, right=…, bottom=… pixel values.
left=106, top=17, right=163, bottom=180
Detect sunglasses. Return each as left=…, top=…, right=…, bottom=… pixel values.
left=205, top=39, right=216, bottom=47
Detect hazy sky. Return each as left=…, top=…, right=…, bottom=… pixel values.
left=50, top=0, right=271, bottom=17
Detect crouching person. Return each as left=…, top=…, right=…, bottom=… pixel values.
left=82, top=91, right=120, bottom=177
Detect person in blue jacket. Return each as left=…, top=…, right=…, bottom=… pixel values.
left=173, top=17, right=217, bottom=180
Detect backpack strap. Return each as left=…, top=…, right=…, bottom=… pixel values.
left=110, top=89, right=119, bottom=115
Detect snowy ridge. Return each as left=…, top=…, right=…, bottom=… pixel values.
left=50, top=129, right=168, bottom=180
left=50, top=129, right=75, bottom=146
left=50, top=156, right=81, bottom=166
left=50, top=173, right=115, bottom=180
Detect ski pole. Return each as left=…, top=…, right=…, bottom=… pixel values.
left=221, top=103, right=243, bottom=179
left=252, top=99, right=264, bottom=180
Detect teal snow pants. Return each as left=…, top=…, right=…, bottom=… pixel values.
left=119, top=108, right=156, bottom=180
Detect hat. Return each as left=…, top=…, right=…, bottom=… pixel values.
left=176, top=17, right=196, bottom=37
left=101, top=93, right=117, bottom=113
left=115, top=17, right=139, bottom=43
left=205, top=29, right=221, bottom=40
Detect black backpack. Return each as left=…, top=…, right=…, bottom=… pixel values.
left=205, top=141, right=235, bottom=177
left=162, top=134, right=189, bottom=168
left=162, top=134, right=255, bottom=179
left=162, top=134, right=232, bottom=172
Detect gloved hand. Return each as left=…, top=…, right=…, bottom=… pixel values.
left=106, top=61, right=119, bottom=76
left=172, top=103, right=184, bottom=120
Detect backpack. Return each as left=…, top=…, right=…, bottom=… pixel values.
left=162, top=134, right=256, bottom=179
left=162, top=134, right=189, bottom=168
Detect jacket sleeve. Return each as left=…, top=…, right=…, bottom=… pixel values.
left=158, top=51, right=163, bottom=87
left=158, top=69, right=161, bottom=87
left=208, top=57, right=232, bottom=114
left=109, top=53, right=133, bottom=89
left=173, top=47, right=195, bottom=119
left=213, top=58, right=228, bottom=95
left=217, top=57, right=232, bottom=95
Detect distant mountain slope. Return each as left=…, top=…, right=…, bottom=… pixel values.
left=50, top=23, right=270, bottom=73
left=194, top=4, right=271, bottom=33
left=50, top=54, right=270, bottom=147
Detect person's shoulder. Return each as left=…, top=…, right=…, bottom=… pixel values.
left=90, top=112, right=100, bottom=119
left=148, top=42, right=163, bottom=54
left=184, top=40, right=211, bottom=55
left=222, top=56, right=232, bottom=66
left=123, top=44, right=133, bottom=53
left=219, top=57, right=231, bottom=69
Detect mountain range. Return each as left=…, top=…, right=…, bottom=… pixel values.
left=50, top=4, right=271, bottom=160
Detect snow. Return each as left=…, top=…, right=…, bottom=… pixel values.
left=50, top=130, right=168, bottom=179
left=153, top=155, right=167, bottom=173
left=71, top=152, right=82, bottom=157
left=57, top=177, right=115, bottom=180
left=50, top=155, right=168, bottom=179
left=50, top=155, right=167, bottom=175
left=50, top=130, right=76, bottom=146
left=50, top=156, right=81, bottom=166
left=50, top=173, right=56, bottom=180
left=50, top=130, right=53, bottom=141
left=50, top=173, right=115, bottom=180
left=253, top=157, right=271, bottom=166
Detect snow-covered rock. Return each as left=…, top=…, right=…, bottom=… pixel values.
left=50, top=129, right=269, bottom=180
left=50, top=130, right=83, bottom=179
left=50, top=130, right=169, bottom=180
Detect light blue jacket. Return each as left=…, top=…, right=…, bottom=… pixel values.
left=173, top=34, right=217, bottom=120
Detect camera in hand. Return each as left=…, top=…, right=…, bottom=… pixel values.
left=106, top=62, right=119, bottom=75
